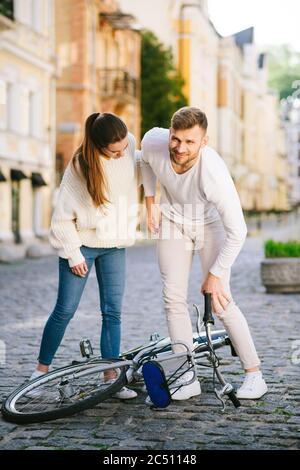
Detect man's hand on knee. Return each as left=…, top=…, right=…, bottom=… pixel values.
left=201, top=272, right=231, bottom=314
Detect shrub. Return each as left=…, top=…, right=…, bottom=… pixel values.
left=264, top=239, right=300, bottom=258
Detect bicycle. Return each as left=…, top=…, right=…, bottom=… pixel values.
left=2, top=293, right=240, bottom=424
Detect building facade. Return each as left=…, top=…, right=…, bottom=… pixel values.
left=0, top=0, right=56, bottom=250
left=55, top=0, right=141, bottom=180
left=281, top=97, right=300, bottom=207
left=118, top=0, right=290, bottom=212
left=221, top=31, right=289, bottom=211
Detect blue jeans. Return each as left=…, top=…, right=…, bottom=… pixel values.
left=38, top=246, right=126, bottom=365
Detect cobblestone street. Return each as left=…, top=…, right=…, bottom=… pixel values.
left=0, top=237, right=299, bottom=450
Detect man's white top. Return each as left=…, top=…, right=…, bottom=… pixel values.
left=140, top=127, right=247, bottom=278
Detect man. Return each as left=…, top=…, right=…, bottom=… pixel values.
left=141, top=107, right=267, bottom=401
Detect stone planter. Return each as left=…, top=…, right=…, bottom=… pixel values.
left=261, top=258, right=300, bottom=293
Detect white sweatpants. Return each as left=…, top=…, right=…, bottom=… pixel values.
left=157, top=215, right=260, bottom=370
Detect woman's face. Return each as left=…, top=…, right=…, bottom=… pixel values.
left=101, top=136, right=129, bottom=160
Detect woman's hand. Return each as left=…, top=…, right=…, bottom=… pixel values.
left=147, top=208, right=160, bottom=234
left=71, top=260, right=88, bottom=277
left=145, top=196, right=160, bottom=234
left=201, top=272, right=231, bottom=314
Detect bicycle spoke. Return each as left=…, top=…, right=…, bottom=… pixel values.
left=9, top=365, right=122, bottom=416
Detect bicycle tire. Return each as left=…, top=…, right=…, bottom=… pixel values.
left=2, top=359, right=128, bottom=424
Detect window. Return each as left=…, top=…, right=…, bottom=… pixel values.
left=29, top=91, right=41, bottom=138
left=14, top=0, right=42, bottom=32
left=14, top=0, right=32, bottom=27
left=6, top=82, right=15, bottom=132
left=32, top=187, right=42, bottom=236
left=31, top=0, right=42, bottom=32
left=0, top=80, right=6, bottom=129
left=240, top=92, right=245, bottom=119
left=20, top=86, right=30, bottom=135
left=11, top=181, right=21, bottom=244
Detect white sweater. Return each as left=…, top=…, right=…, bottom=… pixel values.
left=141, top=127, right=247, bottom=278
left=49, top=133, right=139, bottom=267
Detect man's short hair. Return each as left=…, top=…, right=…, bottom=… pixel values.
left=171, top=107, right=208, bottom=131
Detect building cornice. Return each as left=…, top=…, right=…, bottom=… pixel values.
left=0, top=38, right=55, bottom=74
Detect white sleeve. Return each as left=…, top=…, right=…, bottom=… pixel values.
left=134, top=150, right=143, bottom=187
left=140, top=131, right=157, bottom=197
left=128, top=132, right=142, bottom=187
left=49, top=166, right=85, bottom=268
left=202, top=153, right=247, bottom=278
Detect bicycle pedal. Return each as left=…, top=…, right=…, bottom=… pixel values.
left=79, top=338, right=94, bottom=358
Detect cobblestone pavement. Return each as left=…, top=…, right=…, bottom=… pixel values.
left=0, top=237, right=299, bottom=450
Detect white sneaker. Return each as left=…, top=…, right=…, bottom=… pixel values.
left=145, top=395, right=153, bottom=406
left=113, top=387, right=137, bottom=400
left=171, top=371, right=201, bottom=401
left=25, top=370, right=46, bottom=398
left=236, top=372, right=268, bottom=399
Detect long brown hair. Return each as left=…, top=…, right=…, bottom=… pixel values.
left=72, top=112, right=128, bottom=207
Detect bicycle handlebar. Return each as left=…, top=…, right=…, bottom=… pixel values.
left=203, top=292, right=215, bottom=325
left=227, top=389, right=241, bottom=408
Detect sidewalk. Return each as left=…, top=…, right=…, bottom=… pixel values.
left=0, top=237, right=299, bottom=450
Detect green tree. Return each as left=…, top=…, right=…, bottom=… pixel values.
left=268, top=45, right=300, bottom=99
left=141, top=30, right=188, bottom=136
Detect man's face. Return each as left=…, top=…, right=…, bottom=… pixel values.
left=169, top=125, right=208, bottom=167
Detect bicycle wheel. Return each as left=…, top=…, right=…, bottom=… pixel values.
left=2, top=359, right=128, bottom=424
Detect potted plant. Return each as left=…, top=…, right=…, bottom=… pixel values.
left=261, top=240, right=300, bottom=293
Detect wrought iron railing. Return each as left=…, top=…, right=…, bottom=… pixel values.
left=98, top=68, right=139, bottom=101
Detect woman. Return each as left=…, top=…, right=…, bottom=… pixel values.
left=30, top=112, right=139, bottom=399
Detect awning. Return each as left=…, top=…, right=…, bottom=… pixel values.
left=10, top=169, right=28, bottom=181
left=0, top=169, right=7, bottom=182
left=31, top=172, right=47, bottom=187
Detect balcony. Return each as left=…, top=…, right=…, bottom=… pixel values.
left=98, top=68, right=139, bottom=104
left=0, top=0, right=15, bottom=30
left=99, top=12, right=141, bottom=32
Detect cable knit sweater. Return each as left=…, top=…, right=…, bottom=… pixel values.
left=49, top=133, right=139, bottom=267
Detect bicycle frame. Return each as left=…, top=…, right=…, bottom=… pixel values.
left=2, top=295, right=240, bottom=425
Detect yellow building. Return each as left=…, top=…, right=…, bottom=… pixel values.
left=118, top=0, right=290, bottom=213
left=176, top=0, right=219, bottom=147
left=238, top=45, right=289, bottom=211
left=55, top=0, right=141, bottom=177
left=218, top=34, right=245, bottom=178
left=0, top=0, right=56, bottom=256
